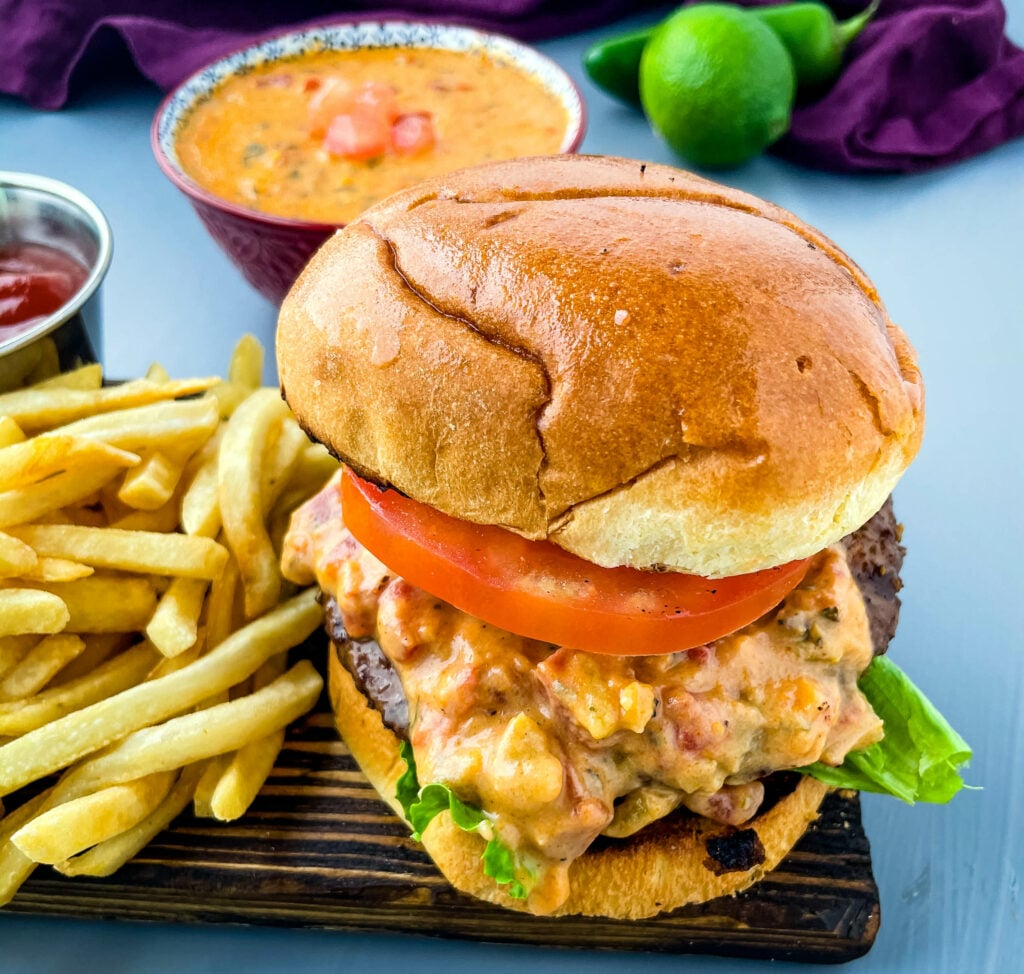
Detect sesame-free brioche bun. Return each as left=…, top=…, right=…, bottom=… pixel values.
left=327, top=642, right=830, bottom=918
left=277, top=155, right=923, bottom=577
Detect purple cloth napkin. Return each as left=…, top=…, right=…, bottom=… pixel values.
left=0, top=1, right=650, bottom=109
left=745, top=0, right=1024, bottom=172
left=2, top=1, right=1023, bottom=173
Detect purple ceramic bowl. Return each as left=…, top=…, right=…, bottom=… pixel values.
left=152, top=20, right=587, bottom=306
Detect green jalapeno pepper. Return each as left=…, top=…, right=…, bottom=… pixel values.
left=582, top=1, right=879, bottom=104
left=582, top=26, right=651, bottom=106
left=755, top=0, right=879, bottom=88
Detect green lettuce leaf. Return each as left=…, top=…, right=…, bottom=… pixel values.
left=482, top=839, right=527, bottom=900
left=396, top=740, right=420, bottom=815
left=803, top=656, right=972, bottom=803
left=396, top=741, right=530, bottom=899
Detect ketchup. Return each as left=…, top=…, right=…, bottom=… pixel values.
left=0, top=243, right=89, bottom=332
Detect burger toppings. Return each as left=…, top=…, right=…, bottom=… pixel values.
left=802, top=655, right=972, bottom=804
left=283, top=473, right=893, bottom=914
left=338, top=467, right=811, bottom=655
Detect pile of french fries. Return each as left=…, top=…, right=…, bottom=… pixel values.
left=0, top=336, right=338, bottom=904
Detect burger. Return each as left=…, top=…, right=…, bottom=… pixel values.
left=276, top=155, right=969, bottom=918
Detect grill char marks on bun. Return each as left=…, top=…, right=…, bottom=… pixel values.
left=277, top=155, right=926, bottom=919
left=277, top=154, right=923, bottom=578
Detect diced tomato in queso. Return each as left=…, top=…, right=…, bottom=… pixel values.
left=323, top=109, right=392, bottom=161
left=390, top=113, right=436, bottom=154
left=308, top=78, right=434, bottom=161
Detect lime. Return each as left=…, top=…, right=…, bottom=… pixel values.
left=639, top=3, right=796, bottom=169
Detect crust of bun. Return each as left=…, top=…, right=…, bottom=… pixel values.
left=328, top=642, right=829, bottom=918
left=279, top=154, right=923, bottom=576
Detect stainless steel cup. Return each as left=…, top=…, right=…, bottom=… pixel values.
left=0, top=172, right=113, bottom=391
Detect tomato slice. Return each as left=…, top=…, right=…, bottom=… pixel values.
left=341, top=469, right=810, bottom=656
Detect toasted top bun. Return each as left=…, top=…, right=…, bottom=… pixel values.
left=278, top=155, right=923, bottom=577
left=328, top=642, right=830, bottom=918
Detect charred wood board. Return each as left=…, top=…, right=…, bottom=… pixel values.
left=7, top=706, right=880, bottom=963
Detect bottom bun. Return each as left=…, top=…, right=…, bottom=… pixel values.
left=328, top=641, right=829, bottom=919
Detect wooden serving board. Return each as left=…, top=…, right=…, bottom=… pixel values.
left=7, top=687, right=880, bottom=964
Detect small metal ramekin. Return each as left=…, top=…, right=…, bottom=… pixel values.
left=0, top=172, right=113, bottom=391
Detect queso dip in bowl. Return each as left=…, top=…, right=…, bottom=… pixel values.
left=153, top=21, right=585, bottom=304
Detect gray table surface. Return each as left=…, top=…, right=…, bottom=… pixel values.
left=1, top=6, right=1022, bottom=972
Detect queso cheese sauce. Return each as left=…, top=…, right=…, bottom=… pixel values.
left=283, top=479, right=883, bottom=915
left=175, top=48, right=570, bottom=224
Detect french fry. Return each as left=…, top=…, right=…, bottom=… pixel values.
left=0, top=644, right=157, bottom=737
left=110, top=503, right=181, bottom=534
left=298, top=441, right=338, bottom=477
left=0, top=435, right=139, bottom=493
left=260, top=417, right=307, bottom=518
left=0, top=589, right=69, bottom=637
left=117, top=451, right=186, bottom=510
left=181, top=451, right=221, bottom=538
left=0, top=634, right=85, bottom=700
left=208, top=652, right=289, bottom=821
left=0, top=336, right=345, bottom=905
left=99, top=476, right=132, bottom=524
left=274, top=442, right=339, bottom=515
left=59, top=660, right=322, bottom=799
left=228, top=333, right=264, bottom=390
left=145, top=362, right=171, bottom=384
left=52, top=632, right=132, bottom=685
left=204, top=554, right=239, bottom=651
left=0, top=462, right=131, bottom=528
left=193, top=752, right=233, bottom=818
left=146, top=639, right=203, bottom=681
left=33, top=363, right=104, bottom=391
left=12, top=770, right=176, bottom=864
left=20, top=556, right=95, bottom=583
left=204, top=381, right=250, bottom=419
left=0, top=788, right=51, bottom=844
left=0, top=418, right=26, bottom=449
left=7, top=524, right=228, bottom=580
left=56, top=763, right=205, bottom=877
left=146, top=577, right=207, bottom=657
left=20, top=575, right=157, bottom=634
left=0, top=531, right=37, bottom=577
left=0, top=376, right=218, bottom=433
left=59, top=505, right=107, bottom=528
left=0, top=635, right=39, bottom=680
left=0, top=588, right=319, bottom=797
left=0, top=659, right=317, bottom=882
left=0, top=787, right=52, bottom=906
left=219, top=389, right=291, bottom=619
left=55, top=397, right=220, bottom=456
left=210, top=726, right=285, bottom=822
left=33, top=362, right=102, bottom=393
